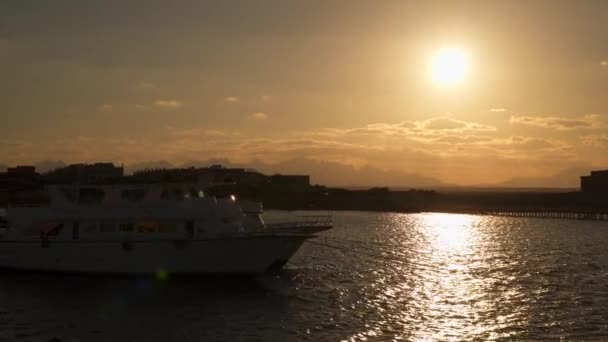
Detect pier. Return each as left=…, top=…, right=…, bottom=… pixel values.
left=464, top=210, right=608, bottom=221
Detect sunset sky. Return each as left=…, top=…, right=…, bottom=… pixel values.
left=1, top=1, right=608, bottom=187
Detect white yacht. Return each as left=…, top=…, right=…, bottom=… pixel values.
left=0, top=184, right=331, bottom=275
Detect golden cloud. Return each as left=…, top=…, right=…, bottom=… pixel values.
left=251, top=112, right=268, bottom=120
left=224, top=96, right=239, bottom=103
left=154, top=100, right=182, bottom=108
left=509, top=114, right=603, bottom=130
left=581, top=134, right=608, bottom=147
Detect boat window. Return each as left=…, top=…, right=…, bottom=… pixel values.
left=47, top=223, right=64, bottom=236
left=26, top=222, right=61, bottom=237
left=61, top=188, right=78, bottom=203
left=83, top=222, right=98, bottom=233
left=100, top=222, right=115, bottom=232
left=136, top=222, right=157, bottom=233
left=73, top=222, right=79, bottom=240
left=78, top=188, right=105, bottom=204
left=161, top=188, right=184, bottom=200
left=121, top=189, right=147, bottom=202
left=119, top=223, right=134, bottom=232
left=158, top=223, right=178, bottom=233
left=172, top=188, right=183, bottom=200
left=185, top=221, right=194, bottom=239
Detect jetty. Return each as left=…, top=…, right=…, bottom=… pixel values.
left=462, top=210, right=608, bottom=222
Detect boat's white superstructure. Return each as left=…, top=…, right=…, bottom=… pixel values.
left=0, top=184, right=331, bottom=275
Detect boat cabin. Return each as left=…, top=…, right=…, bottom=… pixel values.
left=3, top=183, right=265, bottom=241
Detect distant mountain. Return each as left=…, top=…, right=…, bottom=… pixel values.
left=498, top=165, right=591, bottom=189
left=250, top=158, right=445, bottom=188
left=4, top=157, right=592, bottom=190
left=143, top=157, right=445, bottom=188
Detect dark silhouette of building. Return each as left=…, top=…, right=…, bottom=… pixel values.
left=0, top=166, right=43, bottom=205
left=132, top=165, right=268, bottom=186
left=131, top=165, right=312, bottom=199
left=6, top=166, right=37, bottom=176
left=0, top=166, right=40, bottom=188
left=581, top=170, right=608, bottom=194
left=44, top=163, right=124, bottom=184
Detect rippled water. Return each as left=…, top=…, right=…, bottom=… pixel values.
left=2, top=211, right=608, bottom=341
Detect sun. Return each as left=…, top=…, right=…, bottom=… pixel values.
left=429, top=47, right=470, bottom=87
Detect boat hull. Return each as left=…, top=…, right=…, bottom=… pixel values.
left=0, top=235, right=309, bottom=275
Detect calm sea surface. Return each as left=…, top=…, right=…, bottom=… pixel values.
left=2, top=211, right=608, bottom=341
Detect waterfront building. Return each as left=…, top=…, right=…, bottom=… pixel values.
left=581, top=170, right=608, bottom=194
left=132, top=165, right=267, bottom=186
left=44, top=163, right=124, bottom=184
left=0, top=166, right=43, bottom=205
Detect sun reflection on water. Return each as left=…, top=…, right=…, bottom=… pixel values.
left=413, top=213, right=483, bottom=340
left=338, top=212, right=536, bottom=341
left=345, top=212, right=531, bottom=341
left=421, top=213, right=476, bottom=253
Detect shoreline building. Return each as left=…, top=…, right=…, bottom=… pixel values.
left=44, top=163, right=124, bottom=184
left=0, top=166, right=43, bottom=205
left=581, top=170, right=608, bottom=195
left=132, top=165, right=268, bottom=186
left=132, top=165, right=311, bottom=197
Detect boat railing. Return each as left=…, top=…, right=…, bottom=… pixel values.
left=265, top=213, right=333, bottom=229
